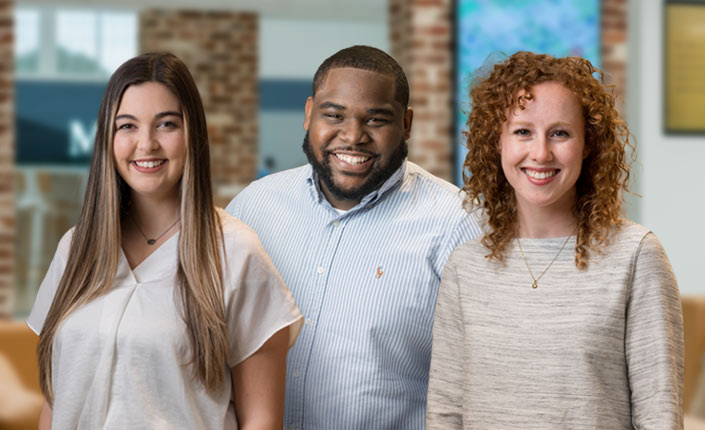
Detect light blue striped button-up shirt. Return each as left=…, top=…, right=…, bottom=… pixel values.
left=226, top=160, right=482, bottom=430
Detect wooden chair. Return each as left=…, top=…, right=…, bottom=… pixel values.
left=0, top=321, right=42, bottom=430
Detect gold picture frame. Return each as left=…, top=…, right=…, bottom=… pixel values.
left=665, top=1, right=705, bottom=133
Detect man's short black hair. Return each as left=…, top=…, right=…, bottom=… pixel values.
left=312, top=45, right=409, bottom=109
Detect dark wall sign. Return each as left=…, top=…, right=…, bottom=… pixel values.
left=260, top=79, right=310, bottom=110
left=16, top=81, right=106, bottom=165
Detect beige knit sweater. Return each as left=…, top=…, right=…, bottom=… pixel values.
left=427, top=221, right=684, bottom=429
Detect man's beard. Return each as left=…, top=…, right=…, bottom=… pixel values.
left=302, top=131, right=408, bottom=203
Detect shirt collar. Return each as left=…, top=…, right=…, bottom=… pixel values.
left=305, top=160, right=407, bottom=211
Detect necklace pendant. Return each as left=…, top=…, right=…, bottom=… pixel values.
left=531, top=280, right=538, bottom=289
left=147, top=239, right=156, bottom=245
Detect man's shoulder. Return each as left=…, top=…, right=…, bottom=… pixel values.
left=401, top=161, right=473, bottom=212
left=404, top=162, right=460, bottom=196
left=391, top=162, right=483, bottom=243
left=247, top=165, right=310, bottom=191
left=230, top=165, right=309, bottom=204
left=226, top=165, right=310, bottom=217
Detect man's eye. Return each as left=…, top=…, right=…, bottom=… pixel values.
left=324, top=113, right=342, bottom=120
left=367, top=118, right=388, bottom=126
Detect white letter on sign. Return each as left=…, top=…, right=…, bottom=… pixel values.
left=68, top=120, right=96, bottom=158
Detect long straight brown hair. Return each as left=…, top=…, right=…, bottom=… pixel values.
left=37, top=53, right=229, bottom=402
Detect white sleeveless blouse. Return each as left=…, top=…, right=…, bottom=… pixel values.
left=28, top=209, right=303, bottom=429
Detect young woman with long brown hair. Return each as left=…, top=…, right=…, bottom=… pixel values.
left=426, top=52, right=683, bottom=428
left=27, top=52, right=302, bottom=429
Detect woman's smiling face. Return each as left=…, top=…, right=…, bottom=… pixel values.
left=500, top=81, right=586, bottom=216
left=113, top=81, right=186, bottom=201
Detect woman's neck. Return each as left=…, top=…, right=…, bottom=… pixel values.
left=128, top=193, right=181, bottom=231
left=516, top=201, right=577, bottom=239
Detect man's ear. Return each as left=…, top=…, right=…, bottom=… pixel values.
left=403, top=107, right=413, bottom=140
left=303, top=96, right=313, bottom=131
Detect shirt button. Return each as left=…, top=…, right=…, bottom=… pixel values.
left=293, top=370, right=301, bottom=377
left=316, top=266, right=324, bottom=274
left=332, top=220, right=340, bottom=227
left=305, top=318, right=313, bottom=326
left=289, top=425, right=296, bottom=430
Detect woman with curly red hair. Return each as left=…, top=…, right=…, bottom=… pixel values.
left=426, top=51, right=683, bottom=428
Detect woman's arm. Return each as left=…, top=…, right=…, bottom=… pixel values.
left=626, top=232, right=684, bottom=429
left=231, top=326, right=289, bottom=430
left=426, top=256, right=464, bottom=429
left=38, top=401, right=51, bottom=430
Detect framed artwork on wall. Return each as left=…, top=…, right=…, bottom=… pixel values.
left=665, top=0, right=705, bottom=134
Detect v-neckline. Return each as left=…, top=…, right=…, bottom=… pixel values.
left=120, top=231, right=180, bottom=283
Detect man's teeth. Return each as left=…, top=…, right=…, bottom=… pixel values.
left=335, top=153, right=370, bottom=165
left=525, top=169, right=557, bottom=179
left=135, top=160, right=165, bottom=168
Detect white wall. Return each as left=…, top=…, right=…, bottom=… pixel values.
left=628, top=0, right=705, bottom=296
left=260, top=18, right=389, bottom=79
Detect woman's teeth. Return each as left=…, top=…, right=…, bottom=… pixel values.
left=525, top=169, right=557, bottom=180
left=134, top=160, right=165, bottom=168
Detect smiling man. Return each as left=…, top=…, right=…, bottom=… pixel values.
left=226, top=45, right=482, bottom=429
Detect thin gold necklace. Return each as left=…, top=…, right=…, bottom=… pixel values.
left=516, top=231, right=575, bottom=289
left=130, top=215, right=180, bottom=245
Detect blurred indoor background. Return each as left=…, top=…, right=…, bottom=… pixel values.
left=0, top=0, right=704, bottom=428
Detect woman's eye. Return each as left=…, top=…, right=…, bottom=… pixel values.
left=514, top=128, right=530, bottom=136
left=117, top=123, right=134, bottom=130
left=553, top=129, right=569, bottom=138
left=159, top=121, right=177, bottom=129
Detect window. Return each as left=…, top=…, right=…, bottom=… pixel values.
left=15, top=9, right=40, bottom=74
left=15, top=7, right=136, bottom=79
left=14, top=7, right=137, bottom=316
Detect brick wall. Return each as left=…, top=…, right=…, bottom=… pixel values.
left=389, top=0, right=628, bottom=182
left=601, top=0, right=628, bottom=118
left=389, top=0, right=454, bottom=182
left=140, top=11, right=258, bottom=207
left=0, top=0, right=13, bottom=318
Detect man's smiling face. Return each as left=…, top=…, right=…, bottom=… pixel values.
left=303, top=67, right=412, bottom=210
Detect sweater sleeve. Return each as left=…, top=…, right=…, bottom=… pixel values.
left=426, top=252, right=465, bottom=429
left=626, top=232, right=684, bottom=429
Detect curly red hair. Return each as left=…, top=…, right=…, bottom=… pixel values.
left=463, top=51, right=633, bottom=269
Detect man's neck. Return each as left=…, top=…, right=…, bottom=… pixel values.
left=320, top=182, right=360, bottom=211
